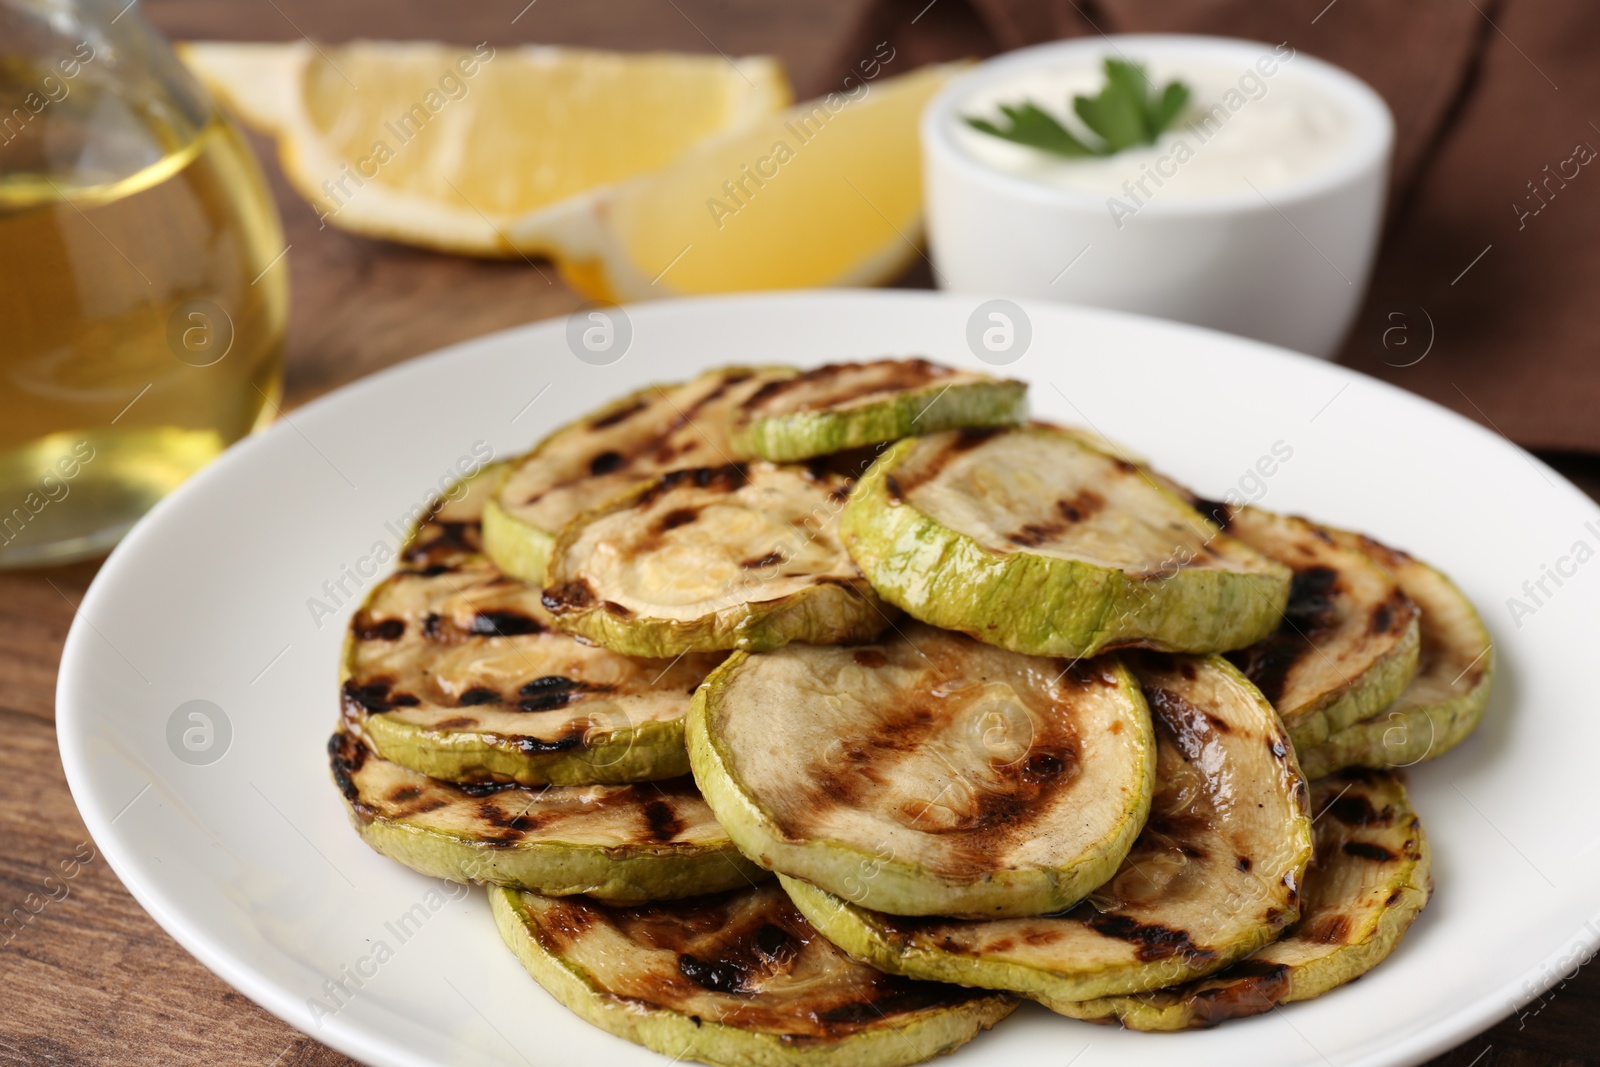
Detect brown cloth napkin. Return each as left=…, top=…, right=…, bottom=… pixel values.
left=852, top=0, right=1599, bottom=453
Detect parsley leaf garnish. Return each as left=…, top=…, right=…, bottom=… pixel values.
left=964, top=58, right=1191, bottom=158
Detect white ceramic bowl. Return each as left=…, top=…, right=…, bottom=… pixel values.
left=922, top=35, right=1394, bottom=358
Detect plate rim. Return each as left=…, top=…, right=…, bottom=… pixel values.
left=55, top=287, right=1600, bottom=1067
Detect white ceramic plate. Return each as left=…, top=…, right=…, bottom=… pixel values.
left=58, top=291, right=1600, bottom=1067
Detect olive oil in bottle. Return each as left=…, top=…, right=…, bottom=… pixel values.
left=0, top=93, right=287, bottom=567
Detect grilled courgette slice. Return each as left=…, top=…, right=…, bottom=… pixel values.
left=783, top=654, right=1313, bottom=1006
left=395, top=458, right=507, bottom=571
left=1057, top=769, right=1430, bottom=1029
left=485, top=367, right=795, bottom=583
left=688, top=624, right=1154, bottom=918
left=347, top=465, right=722, bottom=785
left=841, top=427, right=1291, bottom=658
left=490, top=883, right=1015, bottom=1067
left=1218, top=508, right=1421, bottom=750
left=543, top=463, right=891, bottom=656
left=329, top=732, right=764, bottom=901
left=343, top=560, right=723, bottom=785
left=1297, top=533, right=1493, bottom=778
left=728, top=358, right=1027, bottom=462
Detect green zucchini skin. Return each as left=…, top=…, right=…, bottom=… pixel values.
left=480, top=492, right=554, bottom=588
left=1054, top=769, right=1431, bottom=1030
left=330, top=732, right=764, bottom=902
left=490, top=883, right=1016, bottom=1067
left=1297, top=533, right=1494, bottom=777
left=544, top=575, right=889, bottom=658
left=686, top=631, right=1155, bottom=918
left=782, top=654, right=1314, bottom=1007
left=730, top=360, right=1028, bottom=462
left=353, top=693, right=691, bottom=787
left=840, top=430, right=1291, bottom=658
left=1297, top=682, right=1488, bottom=780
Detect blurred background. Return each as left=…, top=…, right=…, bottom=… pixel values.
left=1, top=0, right=1595, bottom=1063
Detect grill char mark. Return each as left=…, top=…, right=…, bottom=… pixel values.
left=1301, top=913, right=1354, bottom=944
left=590, top=397, right=652, bottom=430
left=477, top=799, right=543, bottom=837
left=543, top=579, right=597, bottom=614
left=1326, top=791, right=1393, bottom=828
left=522, top=371, right=761, bottom=510
left=510, top=731, right=586, bottom=754
left=589, top=450, right=625, bottom=476
left=1180, top=960, right=1292, bottom=1025
left=795, top=650, right=1089, bottom=881
left=1369, top=589, right=1415, bottom=636
left=517, top=675, right=612, bottom=713
left=343, top=679, right=419, bottom=714
left=632, top=464, right=750, bottom=510
left=469, top=610, right=544, bottom=637
left=1192, top=498, right=1235, bottom=531
left=550, top=886, right=993, bottom=1036
left=803, top=442, right=894, bottom=485
left=1227, top=565, right=1341, bottom=705
left=402, top=520, right=477, bottom=564
left=328, top=732, right=367, bottom=806
left=1144, top=684, right=1225, bottom=768
left=659, top=507, right=699, bottom=532
left=455, top=779, right=523, bottom=797
left=1054, top=489, right=1105, bottom=524
left=738, top=358, right=956, bottom=417
left=1342, top=841, right=1396, bottom=862
left=812, top=980, right=981, bottom=1023
left=353, top=617, right=405, bottom=641
left=1086, top=913, right=1212, bottom=963
left=678, top=953, right=746, bottom=993
left=643, top=799, right=685, bottom=841
left=888, top=426, right=1004, bottom=499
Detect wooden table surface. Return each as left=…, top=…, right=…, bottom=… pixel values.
left=4, top=2, right=1599, bottom=1064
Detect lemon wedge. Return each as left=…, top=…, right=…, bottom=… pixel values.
left=565, top=63, right=960, bottom=301
left=179, top=40, right=790, bottom=257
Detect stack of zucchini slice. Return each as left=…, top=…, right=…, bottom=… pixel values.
left=329, top=359, right=1488, bottom=1064
left=1203, top=503, right=1494, bottom=774
left=333, top=465, right=764, bottom=901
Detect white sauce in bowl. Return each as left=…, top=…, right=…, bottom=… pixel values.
left=951, top=47, right=1355, bottom=201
